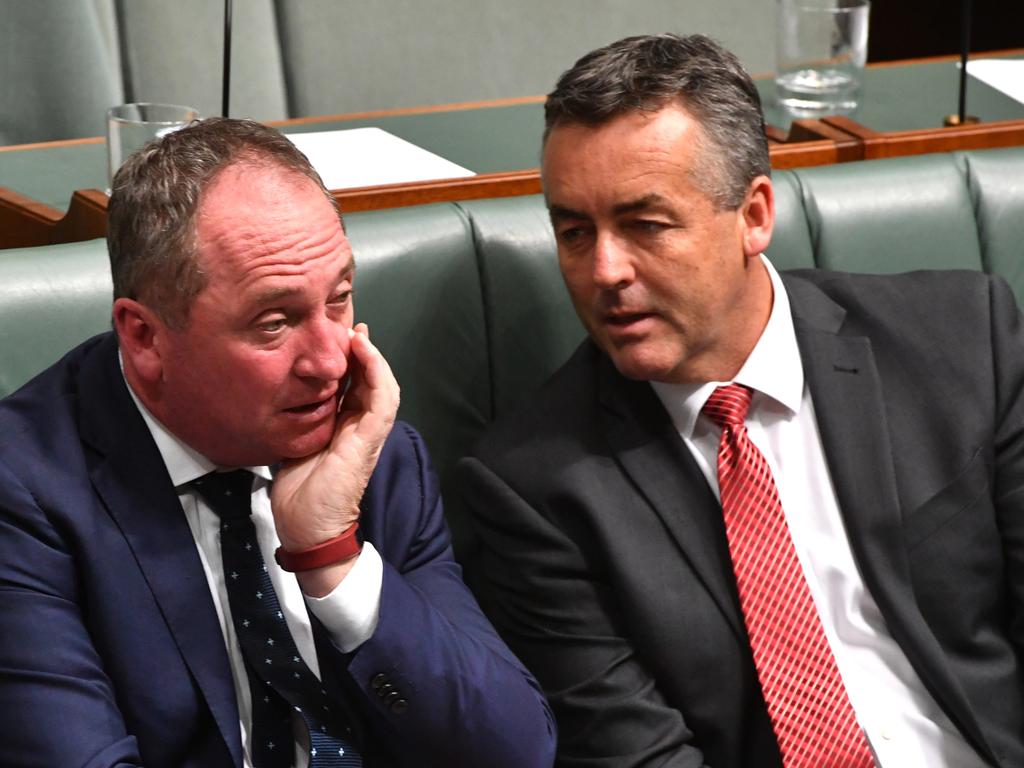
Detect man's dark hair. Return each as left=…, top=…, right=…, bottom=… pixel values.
left=544, top=33, right=770, bottom=209
left=107, top=116, right=338, bottom=329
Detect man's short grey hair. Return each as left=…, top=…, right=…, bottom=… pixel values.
left=107, top=116, right=339, bottom=329
left=544, top=33, right=770, bottom=209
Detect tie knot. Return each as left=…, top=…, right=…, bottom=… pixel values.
left=702, top=384, right=752, bottom=429
left=191, top=470, right=254, bottom=520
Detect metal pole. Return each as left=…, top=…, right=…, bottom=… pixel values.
left=222, top=0, right=233, bottom=117
left=958, top=0, right=972, bottom=124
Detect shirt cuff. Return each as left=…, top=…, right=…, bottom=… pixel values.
left=304, top=541, right=382, bottom=653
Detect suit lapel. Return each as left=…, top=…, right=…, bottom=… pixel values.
left=785, top=275, right=991, bottom=759
left=78, top=335, right=243, bottom=767
left=785, top=277, right=915, bottom=617
left=596, top=353, right=746, bottom=641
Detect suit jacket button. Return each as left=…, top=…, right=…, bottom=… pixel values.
left=370, top=673, right=388, bottom=690
left=389, top=697, right=408, bottom=715
left=377, top=682, right=396, bottom=698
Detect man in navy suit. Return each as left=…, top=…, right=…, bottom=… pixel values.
left=0, top=117, right=554, bottom=767
left=461, top=34, right=1024, bottom=767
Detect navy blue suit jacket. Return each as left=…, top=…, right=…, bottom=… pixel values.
left=0, top=332, right=555, bottom=768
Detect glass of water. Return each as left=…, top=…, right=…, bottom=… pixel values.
left=106, top=103, right=199, bottom=191
left=775, top=0, right=870, bottom=115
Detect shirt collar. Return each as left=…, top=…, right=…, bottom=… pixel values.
left=651, top=255, right=805, bottom=437
left=119, top=352, right=274, bottom=488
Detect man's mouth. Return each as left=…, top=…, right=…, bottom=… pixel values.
left=605, top=311, right=655, bottom=326
left=283, top=392, right=338, bottom=417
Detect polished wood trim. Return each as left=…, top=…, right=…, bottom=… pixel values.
left=783, top=119, right=863, bottom=162
left=49, top=189, right=109, bottom=245
left=0, top=186, right=63, bottom=247
left=866, top=46, right=1024, bottom=69
left=823, top=116, right=1024, bottom=159
left=820, top=115, right=882, bottom=139
left=765, top=125, right=789, bottom=144
left=18, top=140, right=863, bottom=249
left=768, top=140, right=851, bottom=169
left=4, top=120, right=1013, bottom=248
left=3, top=51, right=1024, bottom=250
left=334, top=170, right=542, bottom=212
left=0, top=135, right=105, bottom=153
left=273, top=95, right=546, bottom=129
left=27, top=172, right=547, bottom=243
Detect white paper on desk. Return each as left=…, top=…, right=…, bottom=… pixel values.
left=965, top=59, right=1024, bottom=106
left=285, top=127, right=475, bottom=189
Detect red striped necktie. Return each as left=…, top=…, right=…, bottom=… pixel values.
left=702, top=384, right=874, bottom=768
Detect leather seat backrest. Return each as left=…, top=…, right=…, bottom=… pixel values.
left=960, top=147, right=1024, bottom=306
left=766, top=169, right=815, bottom=271
left=792, top=153, right=983, bottom=274
left=457, top=196, right=585, bottom=420
left=0, top=238, right=113, bottom=398
left=346, top=203, right=489, bottom=554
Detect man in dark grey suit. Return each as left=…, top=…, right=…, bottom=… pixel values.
left=460, top=33, right=1024, bottom=768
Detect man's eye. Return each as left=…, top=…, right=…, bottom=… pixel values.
left=330, top=289, right=353, bottom=305
left=257, top=318, right=287, bottom=333
left=635, top=220, right=669, bottom=233
left=557, top=226, right=589, bottom=244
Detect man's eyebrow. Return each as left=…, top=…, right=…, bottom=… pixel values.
left=252, top=285, right=301, bottom=306
left=548, top=195, right=670, bottom=223
left=548, top=204, right=588, bottom=223
left=250, top=263, right=355, bottom=307
left=611, top=194, right=669, bottom=216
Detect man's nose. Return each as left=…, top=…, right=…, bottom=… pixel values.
left=293, top=316, right=349, bottom=381
left=591, top=233, right=635, bottom=289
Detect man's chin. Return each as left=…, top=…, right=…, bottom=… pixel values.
left=606, top=344, right=680, bottom=383
left=276, top=418, right=337, bottom=461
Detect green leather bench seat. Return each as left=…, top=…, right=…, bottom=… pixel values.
left=763, top=170, right=816, bottom=272
left=346, top=203, right=489, bottom=555
left=3, top=145, right=1023, bottom=558
left=964, top=148, right=1024, bottom=305
left=796, top=153, right=984, bottom=274
left=0, top=238, right=114, bottom=397
left=457, top=196, right=585, bottom=418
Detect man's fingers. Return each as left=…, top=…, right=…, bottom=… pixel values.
left=347, top=326, right=400, bottom=414
left=331, top=325, right=399, bottom=456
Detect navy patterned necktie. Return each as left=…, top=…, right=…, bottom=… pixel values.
left=192, top=470, right=362, bottom=768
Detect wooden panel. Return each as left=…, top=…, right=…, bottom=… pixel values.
left=768, top=139, right=849, bottom=169
left=2, top=88, right=1023, bottom=249
left=0, top=187, right=63, bottom=248
left=835, top=118, right=1024, bottom=160
left=335, top=170, right=542, bottom=213
left=49, top=189, right=109, bottom=244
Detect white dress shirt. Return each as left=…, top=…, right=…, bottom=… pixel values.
left=123, top=370, right=383, bottom=768
left=650, top=256, right=986, bottom=768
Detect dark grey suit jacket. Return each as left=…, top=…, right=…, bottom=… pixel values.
left=461, top=269, right=1024, bottom=768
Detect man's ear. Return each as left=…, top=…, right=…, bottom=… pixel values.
left=740, top=175, right=775, bottom=259
left=113, top=297, right=165, bottom=384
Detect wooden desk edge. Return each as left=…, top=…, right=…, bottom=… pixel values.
left=4, top=115, right=1024, bottom=249
left=2, top=171, right=549, bottom=247
left=22, top=140, right=859, bottom=244
left=0, top=186, right=65, bottom=248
